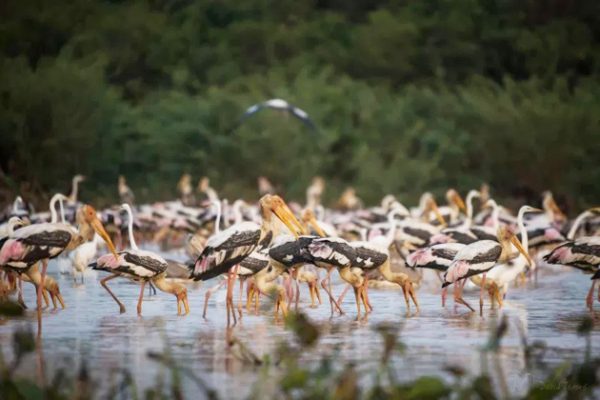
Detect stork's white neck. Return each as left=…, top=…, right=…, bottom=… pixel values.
left=212, top=200, right=222, bottom=234
left=70, top=177, right=80, bottom=203
left=517, top=207, right=529, bottom=251
left=49, top=194, right=67, bottom=224
left=123, top=204, right=138, bottom=250
left=568, top=210, right=591, bottom=240
left=461, top=190, right=480, bottom=229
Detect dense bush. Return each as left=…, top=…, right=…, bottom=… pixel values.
left=1, top=0, right=599, bottom=209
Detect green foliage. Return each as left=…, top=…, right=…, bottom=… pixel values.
left=1, top=0, right=599, bottom=208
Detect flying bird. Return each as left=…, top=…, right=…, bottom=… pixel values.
left=233, top=98, right=317, bottom=133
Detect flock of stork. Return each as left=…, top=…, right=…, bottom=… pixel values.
left=0, top=174, right=599, bottom=327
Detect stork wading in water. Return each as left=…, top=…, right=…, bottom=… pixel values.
left=339, top=209, right=421, bottom=314
left=543, top=207, right=600, bottom=310
left=442, top=226, right=533, bottom=314
left=91, top=204, right=190, bottom=315
left=190, top=194, right=304, bottom=323
left=0, top=204, right=117, bottom=332
left=407, top=242, right=466, bottom=307
left=470, top=206, right=541, bottom=308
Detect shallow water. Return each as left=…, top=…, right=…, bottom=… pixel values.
left=1, top=252, right=599, bottom=399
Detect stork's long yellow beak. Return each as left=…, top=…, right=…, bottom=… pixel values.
left=510, top=235, right=533, bottom=267
left=430, top=201, right=447, bottom=227
left=272, top=201, right=306, bottom=238
left=308, top=215, right=326, bottom=237
left=454, top=193, right=466, bottom=212
left=91, top=218, right=118, bottom=257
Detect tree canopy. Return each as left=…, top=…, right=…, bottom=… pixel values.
left=1, top=0, right=599, bottom=210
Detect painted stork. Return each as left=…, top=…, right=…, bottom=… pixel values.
left=190, top=194, right=304, bottom=321
left=0, top=204, right=117, bottom=324
left=544, top=234, right=600, bottom=310
left=406, top=242, right=466, bottom=307
left=343, top=209, right=420, bottom=314
left=67, top=174, right=85, bottom=205
left=258, top=176, right=275, bottom=196
left=565, top=207, right=600, bottom=240
left=337, top=188, right=363, bottom=211
left=197, top=177, right=219, bottom=203
left=437, top=189, right=467, bottom=225
left=91, top=204, right=189, bottom=315
left=118, top=175, right=135, bottom=205
left=442, top=226, right=532, bottom=314
left=306, top=177, right=325, bottom=210
left=471, top=206, right=541, bottom=307
left=177, top=173, right=195, bottom=206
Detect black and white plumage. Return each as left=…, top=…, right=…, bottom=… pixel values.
left=190, top=195, right=303, bottom=281
left=544, top=236, right=600, bottom=274
left=91, top=203, right=189, bottom=315
left=407, top=243, right=466, bottom=271
left=442, top=241, right=502, bottom=287
left=307, top=237, right=357, bottom=269
left=192, top=222, right=263, bottom=281
left=234, top=98, right=317, bottom=133
left=92, top=249, right=168, bottom=280
left=350, top=242, right=389, bottom=270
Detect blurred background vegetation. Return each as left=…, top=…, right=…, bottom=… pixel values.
left=0, top=0, right=599, bottom=210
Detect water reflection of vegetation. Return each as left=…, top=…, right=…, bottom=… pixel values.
left=0, top=300, right=598, bottom=399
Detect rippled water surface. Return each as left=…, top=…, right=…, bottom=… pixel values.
left=1, top=251, right=599, bottom=399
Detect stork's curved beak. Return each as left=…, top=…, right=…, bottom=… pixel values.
left=510, top=234, right=533, bottom=267
left=272, top=200, right=306, bottom=238
left=306, top=215, right=326, bottom=237
left=91, top=217, right=118, bottom=257
left=430, top=200, right=447, bottom=227
left=453, top=193, right=466, bottom=212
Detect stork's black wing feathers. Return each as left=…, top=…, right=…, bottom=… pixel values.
left=470, top=228, right=497, bottom=241
left=431, top=247, right=460, bottom=261
left=352, top=246, right=388, bottom=269
left=194, top=254, right=250, bottom=281
left=123, top=253, right=168, bottom=274
left=269, top=236, right=315, bottom=267
left=212, top=230, right=260, bottom=252
left=404, top=227, right=432, bottom=243
left=572, top=242, right=600, bottom=258
left=471, top=245, right=502, bottom=264
left=240, top=251, right=270, bottom=274
left=447, top=231, right=477, bottom=244
left=21, top=230, right=71, bottom=247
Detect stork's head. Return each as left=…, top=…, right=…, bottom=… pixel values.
left=480, top=183, right=490, bottom=203
left=259, top=195, right=306, bottom=237
left=301, top=208, right=326, bottom=237
left=78, top=205, right=118, bottom=257
left=496, top=226, right=533, bottom=267
left=542, top=191, right=566, bottom=223
left=424, top=197, right=446, bottom=226
left=198, top=176, right=210, bottom=191
left=446, top=189, right=466, bottom=212
left=311, top=176, right=325, bottom=190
